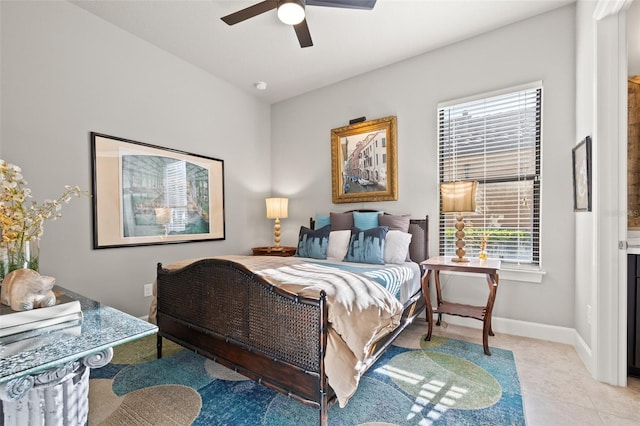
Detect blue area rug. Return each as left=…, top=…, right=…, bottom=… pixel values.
left=89, top=333, right=525, bottom=425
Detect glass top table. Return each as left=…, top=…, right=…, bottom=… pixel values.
left=0, top=286, right=157, bottom=425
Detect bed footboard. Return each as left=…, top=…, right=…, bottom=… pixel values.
left=156, top=258, right=332, bottom=423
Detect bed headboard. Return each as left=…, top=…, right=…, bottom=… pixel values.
left=309, top=210, right=429, bottom=264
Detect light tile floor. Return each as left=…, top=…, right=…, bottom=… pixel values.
left=403, top=319, right=640, bottom=425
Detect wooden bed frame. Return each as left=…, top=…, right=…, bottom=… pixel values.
left=155, top=213, right=428, bottom=425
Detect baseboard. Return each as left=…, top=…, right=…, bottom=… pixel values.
left=573, top=329, right=593, bottom=372
left=438, top=315, right=576, bottom=345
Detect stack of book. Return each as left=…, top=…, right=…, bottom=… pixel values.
left=0, top=290, right=83, bottom=337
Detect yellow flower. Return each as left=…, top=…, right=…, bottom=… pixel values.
left=0, top=159, right=91, bottom=245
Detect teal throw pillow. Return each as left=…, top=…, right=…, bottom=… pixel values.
left=353, top=211, right=384, bottom=230
left=296, top=225, right=331, bottom=259
left=343, top=226, right=389, bottom=264
left=315, top=214, right=331, bottom=229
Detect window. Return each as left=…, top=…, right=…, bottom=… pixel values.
left=438, top=84, right=542, bottom=265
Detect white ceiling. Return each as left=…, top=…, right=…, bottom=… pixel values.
left=71, top=0, right=575, bottom=104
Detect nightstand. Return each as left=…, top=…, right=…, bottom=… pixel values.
left=251, top=246, right=297, bottom=257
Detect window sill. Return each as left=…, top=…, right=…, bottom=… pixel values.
left=499, top=265, right=546, bottom=283
left=439, top=263, right=546, bottom=284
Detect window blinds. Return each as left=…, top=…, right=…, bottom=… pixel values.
left=438, top=86, right=542, bottom=264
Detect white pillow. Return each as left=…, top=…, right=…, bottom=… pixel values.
left=326, top=230, right=351, bottom=260
left=384, top=230, right=413, bottom=264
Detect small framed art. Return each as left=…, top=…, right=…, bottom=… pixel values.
left=572, top=136, right=592, bottom=212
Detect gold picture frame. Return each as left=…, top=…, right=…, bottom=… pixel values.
left=331, top=116, right=398, bottom=204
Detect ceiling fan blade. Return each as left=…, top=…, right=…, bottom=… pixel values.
left=221, top=0, right=278, bottom=25
left=294, top=19, right=313, bottom=48
left=305, top=0, right=376, bottom=10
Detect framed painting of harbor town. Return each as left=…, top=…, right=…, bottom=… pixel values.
left=91, top=132, right=225, bottom=248
left=331, top=116, right=398, bottom=203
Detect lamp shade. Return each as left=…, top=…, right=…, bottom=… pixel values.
left=440, top=181, right=478, bottom=213
left=277, top=0, right=305, bottom=25
left=266, top=197, right=288, bottom=219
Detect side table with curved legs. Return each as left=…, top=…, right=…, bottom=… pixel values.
left=420, top=256, right=501, bottom=355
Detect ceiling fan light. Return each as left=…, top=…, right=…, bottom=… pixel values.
left=277, top=0, right=305, bottom=25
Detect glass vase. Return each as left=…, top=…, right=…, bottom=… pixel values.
left=1, top=238, right=39, bottom=281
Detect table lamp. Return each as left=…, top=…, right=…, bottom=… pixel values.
left=440, top=181, right=478, bottom=262
left=266, top=197, right=288, bottom=249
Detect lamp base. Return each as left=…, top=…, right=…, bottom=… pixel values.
left=273, top=218, right=281, bottom=249
left=452, top=214, right=470, bottom=263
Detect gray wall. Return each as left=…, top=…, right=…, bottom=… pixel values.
left=272, top=5, right=577, bottom=327
left=0, top=1, right=272, bottom=317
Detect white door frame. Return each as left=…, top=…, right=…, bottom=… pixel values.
left=593, top=0, right=631, bottom=386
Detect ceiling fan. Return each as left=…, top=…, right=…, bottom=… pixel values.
left=221, top=0, right=377, bottom=48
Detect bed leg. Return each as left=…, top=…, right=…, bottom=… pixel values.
left=157, top=334, right=163, bottom=359
left=319, top=405, right=328, bottom=426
